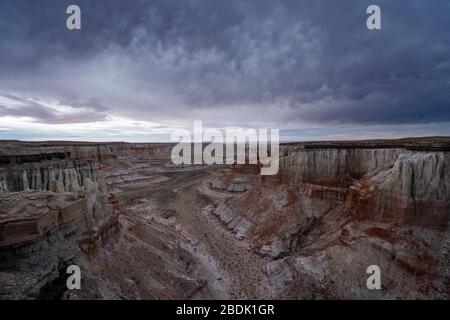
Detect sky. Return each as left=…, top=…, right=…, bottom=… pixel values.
left=0, top=0, right=449, bottom=142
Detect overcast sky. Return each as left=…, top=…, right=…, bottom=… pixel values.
left=0, top=0, right=449, bottom=142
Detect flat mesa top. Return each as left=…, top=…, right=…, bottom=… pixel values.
left=0, top=137, right=450, bottom=156
left=282, top=137, right=450, bottom=151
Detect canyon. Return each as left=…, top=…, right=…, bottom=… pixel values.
left=0, top=138, right=449, bottom=299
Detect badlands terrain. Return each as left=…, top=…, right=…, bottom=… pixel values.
left=0, top=138, right=449, bottom=299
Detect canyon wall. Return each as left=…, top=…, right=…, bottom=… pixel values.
left=279, top=146, right=449, bottom=230
left=261, top=143, right=450, bottom=298
left=208, top=140, right=449, bottom=298
left=0, top=142, right=122, bottom=299
left=0, top=141, right=207, bottom=299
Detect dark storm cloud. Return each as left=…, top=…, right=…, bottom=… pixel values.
left=0, top=0, right=449, bottom=126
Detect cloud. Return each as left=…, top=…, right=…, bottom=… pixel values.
left=0, top=93, right=111, bottom=124
left=0, top=0, right=449, bottom=140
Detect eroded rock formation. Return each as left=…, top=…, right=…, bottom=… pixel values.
left=0, top=138, right=449, bottom=299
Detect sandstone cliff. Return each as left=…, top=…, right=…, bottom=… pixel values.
left=0, top=142, right=121, bottom=299
left=279, top=146, right=449, bottom=230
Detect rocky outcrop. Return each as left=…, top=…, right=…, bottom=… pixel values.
left=264, top=220, right=449, bottom=299
left=0, top=222, right=82, bottom=300
left=348, top=152, right=449, bottom=230
left=0, top=192, right=85, bottom=247
left=109, top=143, right=172, bottom=161
left=0, top=160, right=102, bottom=193
left=279, top=147, right=402, bottom=183
left=212, top=202, right=252, bottom=240
left=259, top=142, right=450, bottom=299
left=0, top=141, right=173, bottom=166
left=0, top=142, right=121, bottom=299
left=0, top=188, right=120, bottom=299
left=279, top=147, right=449, bottom=230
